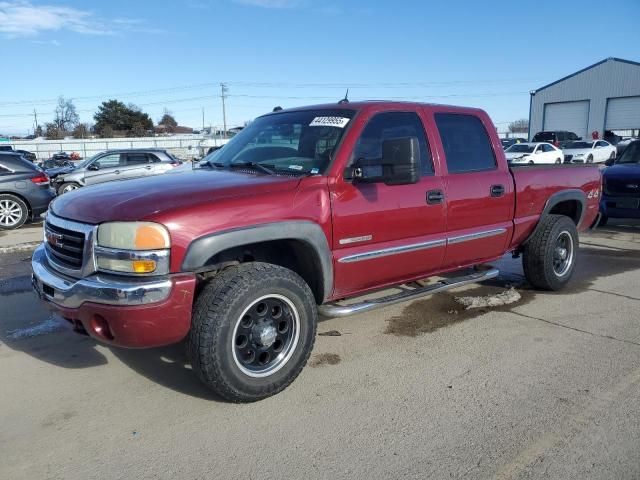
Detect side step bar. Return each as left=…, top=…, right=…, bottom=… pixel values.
left=319, top=268, right=499, bottom=318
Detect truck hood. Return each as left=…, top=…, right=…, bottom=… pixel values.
left=51, top=169, right=301, bottom=224
left=603, top=162, right=640, bottom=180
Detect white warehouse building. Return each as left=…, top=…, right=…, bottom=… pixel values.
left=529, top=57, right=640, bottom=141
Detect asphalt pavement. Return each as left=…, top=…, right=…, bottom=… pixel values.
left=1, top=220, right=639, bottom=480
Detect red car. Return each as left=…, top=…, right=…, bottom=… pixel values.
left=32, top=101, right=601, bottom=402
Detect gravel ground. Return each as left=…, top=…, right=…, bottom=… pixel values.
left=0, top=220, right=639, bottom=480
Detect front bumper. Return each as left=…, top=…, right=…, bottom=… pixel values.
left=31, top=244, right=196, bottom=347
left=600, top=195, right=640, bottom=220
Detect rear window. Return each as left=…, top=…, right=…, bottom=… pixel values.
left=532, top=132, right=555, bottom=142
left=0, top=154, right=38, bottom=172
left=435, top=113, right=497, bottom=173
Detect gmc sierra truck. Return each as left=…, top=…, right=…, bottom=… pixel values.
left=32, top=101, right=601, bottom=402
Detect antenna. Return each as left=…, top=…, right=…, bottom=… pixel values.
left=338, top=89, right=349, bottom=104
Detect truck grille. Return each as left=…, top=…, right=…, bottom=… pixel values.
left=604, top=179, right=640, bottom=197
left=43, top=214, right=95, bottom=277
left=45, top=222, right=85, bottom=268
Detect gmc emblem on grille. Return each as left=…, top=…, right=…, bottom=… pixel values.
left=45, top=229, right=64, bottom=248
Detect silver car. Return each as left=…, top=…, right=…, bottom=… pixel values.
left=52, top=149, right=181, bottom=195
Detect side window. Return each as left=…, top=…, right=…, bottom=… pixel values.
left=597, top=141, right=607, bottom=148
left=352, top=111, right=433, bottom=175
left=126, top=153, right=150, bottom=165
left=542, top=144, right=554, bottom=152
left=94, top=153, right=122, bottom=168
left=434, top=113, right=496, bottom=173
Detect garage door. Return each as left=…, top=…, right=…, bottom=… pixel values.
left=605, top=96, right=640, bottom=130
left=543, top=101, right=589, bottom=139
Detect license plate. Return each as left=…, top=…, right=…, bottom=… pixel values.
left=616, top=198, right=640, bottom=209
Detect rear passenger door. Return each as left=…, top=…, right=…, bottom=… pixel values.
left=121, top=153, right=153, bottom=180
left=432, top=112, right=514, bottom=269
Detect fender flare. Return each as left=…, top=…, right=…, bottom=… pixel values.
left=181, top=221, right=333, bottom=302
left=523, top=189, right=587, bottom=245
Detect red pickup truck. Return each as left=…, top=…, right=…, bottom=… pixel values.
left=32, top=101, right=601, bottom=402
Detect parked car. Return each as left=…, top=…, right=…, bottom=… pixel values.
left=15, top=149, right=37, bottom=162
left=505, top=142, right=563, bottom=165
left=52, top=149, right=182, bottom=194
left=0, top=152, right=54, bottom=229
left=600, top=140, right=640, bottom=225
left=32, top=101, right=601, bottom=402
left=604, top=130, right=622, bottom=145
left=563, top=140, right=616, bottom=164
left=616, top=137, right=638, bottom=156
left=500, top=138, right=527, bottom=149
left=0, top=145, right=13, bottom=152
left=532, top=130, right=581, bottom=148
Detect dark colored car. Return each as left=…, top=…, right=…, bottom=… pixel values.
left=15, top=149, right=37, bottom=162
left=532, top=131, right=581, bottom=148
left=0, top=145, right=13, bottom=152
left=0, top=153, right=54, bottom=229
left=600, top=140, right=640, bottom=225
left=501, top=138, right=527, bottom=149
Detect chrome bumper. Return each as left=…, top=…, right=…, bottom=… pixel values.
left=31, top=244, right=173, bottom=309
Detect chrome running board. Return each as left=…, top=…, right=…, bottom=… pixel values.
left=319, top=268, right=499, bottom=318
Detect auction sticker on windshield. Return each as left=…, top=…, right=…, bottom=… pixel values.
left=309, top=117, right=350, bottom=128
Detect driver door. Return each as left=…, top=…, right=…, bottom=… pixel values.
left=84, top=153, right=124, bottom=185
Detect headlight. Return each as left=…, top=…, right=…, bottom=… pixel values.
left=575, top=153, right=584, bottom=157
left=96, top=222, right=170, bottom=275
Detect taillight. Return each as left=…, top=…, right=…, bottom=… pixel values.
left=30, top=173, right=49, bottom=184
left=170, top=161, right=181, bottom=168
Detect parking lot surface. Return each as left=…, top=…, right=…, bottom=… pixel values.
left=1, top=220, right=639, bottom=480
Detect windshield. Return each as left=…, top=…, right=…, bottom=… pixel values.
left=506, top=144, right=535, bottom=153
left=566, top=141, right=592, bottom=149
left=201, top=109, right=356, bottom=175
left=615, top=142, right=640, bottom=164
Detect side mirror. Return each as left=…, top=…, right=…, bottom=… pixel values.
left=88, top=163, right=100, bottom=171
left=605, top=158, right=615, bottom=167
left=350, top=137, right=421, bottom=186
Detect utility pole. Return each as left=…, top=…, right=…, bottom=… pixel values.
left=220, top=83, right=228, bottom=139
left=33, top=109, right=39, bottom=134
left=202, top=107, right=205, bottom=133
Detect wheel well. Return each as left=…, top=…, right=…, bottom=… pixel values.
left=548, top=200, right=582, bottom=225
left=0, top=191, right=31, bottom=215
left=200, top=239, right=325, bottom=304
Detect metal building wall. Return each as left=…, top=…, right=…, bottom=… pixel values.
left=529, top=58, right=640, bottom=140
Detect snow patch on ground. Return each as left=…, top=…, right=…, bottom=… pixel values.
left=0, top=242, right=40, bottom=254
left=455, top=288, right=522, bottom=310
left=8, top=316, right=65, bottom=339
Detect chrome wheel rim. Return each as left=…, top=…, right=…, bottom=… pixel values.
left=231, top=294, right=300, bottom=378
left=553, top=231, right=574, bottom=276
left=0, top=200, right=23, bottom=227
left=62, top=184, right=78, bottom=193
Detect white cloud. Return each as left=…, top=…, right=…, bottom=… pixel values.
left=233, top=0, right=304, bottom=8
left=0, top=2, right=161, bottom=38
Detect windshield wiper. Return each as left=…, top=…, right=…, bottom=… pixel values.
left=229, top=161, right=276, bottom=175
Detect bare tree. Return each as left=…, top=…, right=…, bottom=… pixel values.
left=509, top=119, right=529, bottom=134
left=54, top=96, right=80, bottom=133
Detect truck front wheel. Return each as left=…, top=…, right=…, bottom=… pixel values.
left=523, top=214, right=578, bottom=291
left=188, top=262, right=317, bottom=402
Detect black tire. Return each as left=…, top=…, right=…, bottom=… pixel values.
left=609, top=151, right=616, bottom=160
left=188, top=262, right=317, bottom=402
left=599, top=214, right=608, bottom=226
left=587, top=155, right=593, bottom=163
left=57, top=182, right=80, bottom=195
left=523, top=214, right=578, bottom=291
left=0, top=194, right=29, bottom=230
left=555, top=158, right=562, bottom=164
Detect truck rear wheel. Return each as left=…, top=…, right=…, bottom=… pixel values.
left=523, top=214, right=578, bottom=291
left=188, top=262, right=317, bottom=402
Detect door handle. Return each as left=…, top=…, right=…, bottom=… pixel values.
left=145, top=166, right=152, bottom=170
left=490, top=184, right=505, bottom=197
left=114, top=170, right=120, bottom=174
left=426, top=189, right=444, bottom=205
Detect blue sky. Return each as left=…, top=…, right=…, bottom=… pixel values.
left=1, top=0, right=639, bottom=135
